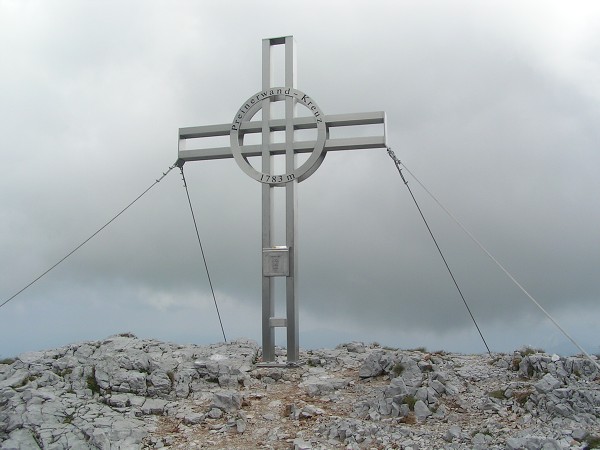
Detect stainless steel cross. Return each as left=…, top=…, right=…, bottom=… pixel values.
left=177, top=36, right=387, bottom=363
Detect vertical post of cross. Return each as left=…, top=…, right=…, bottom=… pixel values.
left=261, top=37, right=274, bottom=363
left=261, top=36, right=299, bottom=363
left=284, top=37, right=299, bottom=363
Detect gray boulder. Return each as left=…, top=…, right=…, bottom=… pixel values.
left=535, top=373, right=561, bottom=394
left=359, top=351, right=389, bottom=378
left=212, top=391, right=242, bottom=412
left=413, top=399, right=432, bottom=420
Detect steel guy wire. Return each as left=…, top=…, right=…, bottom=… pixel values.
left=0, top=162, right=179, bottom=311
left=397, top=158, right=600, bottom=370
left=178, top=165, right=227, bottom=343
left=387, top=147, right=492, bottom=356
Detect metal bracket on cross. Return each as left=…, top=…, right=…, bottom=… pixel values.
left=177, top=36, right=387, bottom=364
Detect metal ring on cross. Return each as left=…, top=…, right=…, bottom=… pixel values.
left=230, top=87, right=327, bottom=186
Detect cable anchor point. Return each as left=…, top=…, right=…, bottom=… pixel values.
left=178, top=166, right=188, bottom=188
left=387, top=147, right=408, bottom=185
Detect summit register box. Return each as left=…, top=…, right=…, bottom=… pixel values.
left=262, top=246, right=290, bottom=277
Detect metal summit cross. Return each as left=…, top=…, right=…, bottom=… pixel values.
left=177, top=36, right=386, bottom=363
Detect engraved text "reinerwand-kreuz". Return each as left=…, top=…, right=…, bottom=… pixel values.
left=231, top=88, right=323, bottom=131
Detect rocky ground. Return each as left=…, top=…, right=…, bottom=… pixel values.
left=1, top=334, right=599, bottom=449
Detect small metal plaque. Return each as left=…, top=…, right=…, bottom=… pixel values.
left=269, top=318, right=287, bottom=327
left=263, top=246, right=290, bottom=277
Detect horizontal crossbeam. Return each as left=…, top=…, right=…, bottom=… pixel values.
left=179, top=136, right=386, bottom=162
left=178, top=111, right=386, bottom=162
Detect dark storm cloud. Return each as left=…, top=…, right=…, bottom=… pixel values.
left=1, top=1, right=599, bottom=357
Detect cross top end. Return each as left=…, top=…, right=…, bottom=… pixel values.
left=228, top=35, right=329, bottom=186
left=177, top=36, right=387, bottom=186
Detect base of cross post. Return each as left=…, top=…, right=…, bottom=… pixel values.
left=260, top=326, right=300, bottom=364
left=256, top=360, right=305, bottom=368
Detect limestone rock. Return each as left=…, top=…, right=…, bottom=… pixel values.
left=358, top=351, right=388, bottom=378
left=413, top=399, right=432, bottom=420
left=1, top=335, right=599, bottom=449
left=346, top=342, right=367, bottom=353
left=535, top=373, right=561, bottom=394
left=211, top=391, right=242, bottom=412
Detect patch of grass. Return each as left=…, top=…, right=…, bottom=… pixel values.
left=526, top=364, right=534, bottom=378
left=117, top=332, right=136, bottom=338
left=63, top=413, right=74, bottom=424
left=392, top=363, right=405, bottom=378
left=409, top=347, right=427, bottom=353
left=511, top=356, right=522, bottom=371
left=402, top=395, right=417, bottom=411
left=520, top=346, right=545, bottom=356
left=488, top=356, right=502, bottom=365
left=0, top=357, right=16, bottom=365
left=18, top=374, right=39, bottom=388
left=251, top=350, right=260, bottom=365
left=57, top=368, right=73, bottom=378
left=513, top=389, right=533, bottom=405
left=488, top=389, right=506, bottom=400
left=166, top=370, right=175, bottom=386
left=86, top=367, right=101, bottom=395
left=585, top=434, right=600, bottom=449
left=471, top=429, right=492, bottom=438
left=399, top=412, right=416, bottom=424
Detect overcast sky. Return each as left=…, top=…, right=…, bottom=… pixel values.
left=1, top=0, right=599, bottom=358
